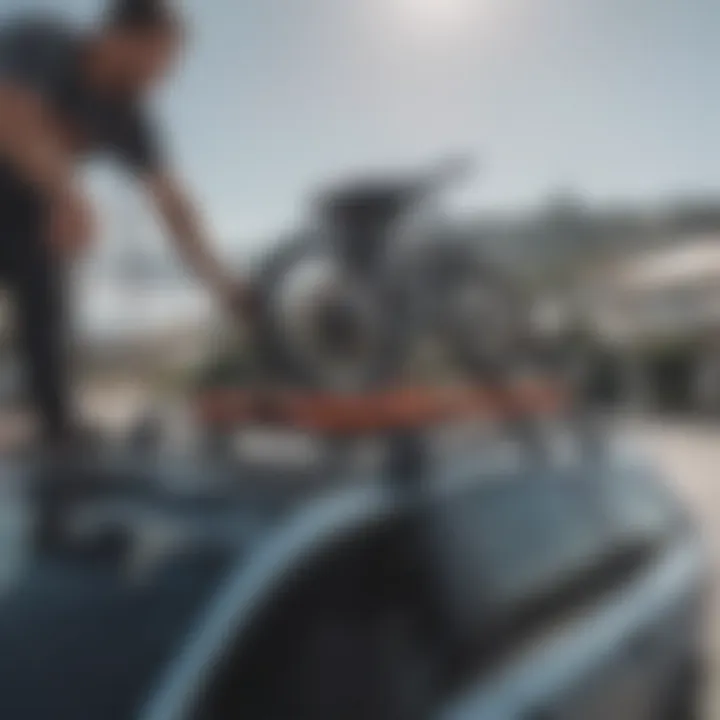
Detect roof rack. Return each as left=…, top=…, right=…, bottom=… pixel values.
left=194, top=379, right=573, bottom=490
left=195, top=382, right=566, bottom=435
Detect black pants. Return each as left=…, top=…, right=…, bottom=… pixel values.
left=0, top=169, right=72, bottom=443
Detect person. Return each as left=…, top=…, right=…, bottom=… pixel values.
left=0, top=0, right=248, bottom=447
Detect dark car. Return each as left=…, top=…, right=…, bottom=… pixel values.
left=0, top=435, right=708, bottom=720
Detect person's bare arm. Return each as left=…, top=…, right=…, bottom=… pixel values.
left=144, top=171, right=247, bottom=311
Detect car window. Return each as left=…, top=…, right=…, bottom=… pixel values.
left=430, top=469, right=615, bottom=645
left=0, top=546, right=235, bottom=720
left=602, top=464, right=686, bottom=549
left=199, top=516, right=439, bottom=720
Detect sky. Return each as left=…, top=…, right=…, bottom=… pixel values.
left=170, top=0, right=716, bottom=245
left=0, top=0, right=716, bottom=337
left=3, top=0, right=716, bottom=246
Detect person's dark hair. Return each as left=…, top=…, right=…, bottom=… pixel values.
left=105, top=0, right=180, bottom=33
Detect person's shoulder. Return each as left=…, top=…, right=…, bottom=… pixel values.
left=0, top=13, right=80, bottom=50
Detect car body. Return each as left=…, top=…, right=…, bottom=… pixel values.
left=0, top=436, right=708, bottom=720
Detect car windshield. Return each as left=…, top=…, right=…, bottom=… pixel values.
left=0, top=466, right=257, bottom=720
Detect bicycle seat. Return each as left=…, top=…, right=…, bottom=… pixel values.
left=318, top=178, right=418, bottom=229
left=317, top=157, right=474, bottom=231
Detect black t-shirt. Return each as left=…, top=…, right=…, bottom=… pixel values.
left=0, top=16, right=164, bottom=174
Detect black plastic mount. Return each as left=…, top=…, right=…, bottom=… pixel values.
left=384, top=429, right=429, bottom=492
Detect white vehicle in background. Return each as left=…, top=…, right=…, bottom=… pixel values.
left=579, top=235, right=720, bottom=412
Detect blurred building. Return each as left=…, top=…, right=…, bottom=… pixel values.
left=578, top=234, right=720, bottom=412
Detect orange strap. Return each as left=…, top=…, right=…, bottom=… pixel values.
left=195, top=381, right=568, bottom=435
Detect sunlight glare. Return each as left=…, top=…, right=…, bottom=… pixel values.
left=395, top=0, right=479, bottom=33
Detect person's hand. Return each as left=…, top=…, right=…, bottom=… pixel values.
left=47, top=185, right=94, bottom=260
